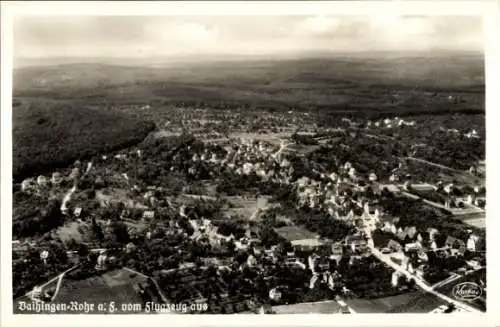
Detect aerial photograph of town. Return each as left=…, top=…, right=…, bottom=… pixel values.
left=9, top=12, right=486, bottom=315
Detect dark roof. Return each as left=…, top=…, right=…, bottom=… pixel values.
left=272, top=300, right=343, bottom=314
left=445, top=236, right=466, bottom=248
left=371, top=230, right=394, bottom=248
left=353, top=206, right=364, bottom=216
left=345, top=234, right=367, bottom=244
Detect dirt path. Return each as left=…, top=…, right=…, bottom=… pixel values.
left=402, top=156, right=459, bottom=172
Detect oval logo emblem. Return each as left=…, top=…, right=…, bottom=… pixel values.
left=452, top=282, right=482, bottom=301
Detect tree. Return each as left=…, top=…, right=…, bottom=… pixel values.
left=92, top=219, right=104, bottom=243
left=444, top=303, right=455, bottom=313
left=77, top=243, right=90, bottom=257
left=113, top=222, right=130, bottom=244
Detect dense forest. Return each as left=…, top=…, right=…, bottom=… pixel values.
left=12, top=99, right=156, bottom=181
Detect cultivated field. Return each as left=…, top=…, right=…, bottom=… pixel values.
left=344, top=291, right=447, bottom=313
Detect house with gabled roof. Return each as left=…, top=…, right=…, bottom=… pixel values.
left=445, top=236, right=466, bottom=253
left=73, top=207, right=82, bottom=218
left=344, top=234, right=368, bottom=252
left=143, top=210, right=155, bottom=219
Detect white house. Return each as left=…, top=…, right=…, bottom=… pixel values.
left=37, top=175, right=48, bottom=187
left=247, top=254, right=257, bottom=267
left=96, top=252, right=107, bottom=270
left=73, top=207, right=82, bottom=218
left=51, top=172, right=63, bottom=185
left=21, top=178, right=36, bottom=193
left=143, top=211, right=155, bottom=219
left=40, top=250, right=49, bottom=264
left=269, top=288, right=282, bottom=301
left=391, top=271, right=400, bottom=287
left=466, top=235, right=478, bottom=252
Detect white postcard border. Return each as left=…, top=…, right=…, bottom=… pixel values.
left=1, top=1, right=499, bottom=326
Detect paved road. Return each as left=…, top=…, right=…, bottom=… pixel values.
left=24, top=265, right=80, bottom=299
left=431, top=274, right=461, bottom=290
left=272, top=141, right=295, bottom=161
left=50, top=269, right=71, bottom=301
left=335, top=298, right=357, bottom=313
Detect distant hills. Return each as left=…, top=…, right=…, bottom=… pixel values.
left=14, top=53, right=485, bottom=92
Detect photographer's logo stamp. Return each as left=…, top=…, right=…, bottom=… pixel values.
left=452, top=282, right=483, bottom=301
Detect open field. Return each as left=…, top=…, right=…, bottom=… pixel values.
left=230, top=132, right=291, bottom=144
left=274, top=226, right=321, bottom=242
left=96, top=188, right=148, bottom=210
left=344, top=291, right=447, bottom=313
left=223, top=196, right=273, bottom=220
left=402, top=158, right=481, bottom=185
left=455, top=212, right=486, bottom=229
left=460, top=218, right=485, bottom=229
left=54, top=221, right=96, bottom=246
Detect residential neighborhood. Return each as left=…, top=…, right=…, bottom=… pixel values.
left=9, top=11, right=487, bottom=318
left=13, top=108, right=486, bottom=314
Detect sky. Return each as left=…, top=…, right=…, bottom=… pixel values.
left=13, top=15, right=483, bottom=60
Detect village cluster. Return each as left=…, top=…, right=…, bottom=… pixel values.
left=13, top=109, right=486, bottom=314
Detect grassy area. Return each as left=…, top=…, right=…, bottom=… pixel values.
left=39, top=268, right=149, bottom=314
left=272, top=300, right=342, bottom=314
left=54, top=221, right=96, bottom=246
left=222, top=196, right=272, bottom=220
